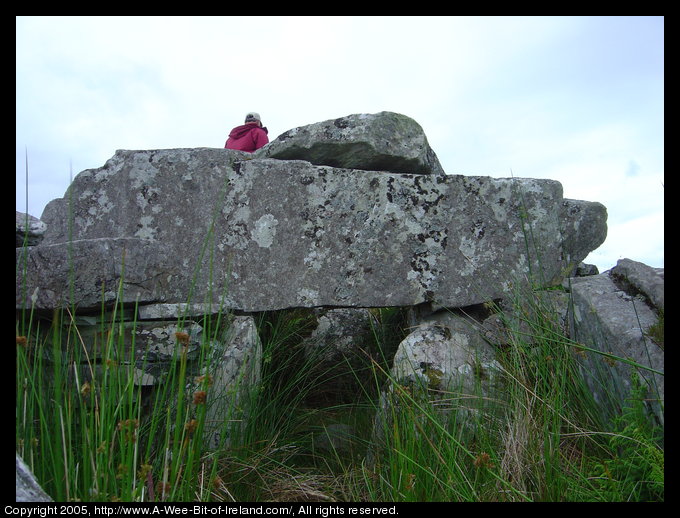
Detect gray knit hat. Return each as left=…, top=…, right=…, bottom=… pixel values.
left=245, top=112, right=261, bottom=123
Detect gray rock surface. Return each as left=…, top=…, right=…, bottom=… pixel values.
left=303, top=308, right=377, bottom=364
left=257, top=111, right=445, bottom=176
left=16, top=452, right=53, bottom=502
left=370, top=313, right=507, bottom=459
left=17, top=149, right=606, bottom=313
left=16, top=211, right=46, bottom=247
left=390, top=316, right=504, bottom=397
left=17, top=237, right=176, bottom=310
left=199, top=315, right=262, bottom=449
left=610, top=257, right=664, bottom=311
left=568, top=262, right=664, bottom=426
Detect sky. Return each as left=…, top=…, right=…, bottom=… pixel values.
left=16, top=16, right=664, bottom=272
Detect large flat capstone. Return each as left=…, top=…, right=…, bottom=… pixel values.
left=17, top=147, right=607, bottom=312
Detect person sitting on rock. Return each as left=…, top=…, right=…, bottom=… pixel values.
left=224, top=112, right=269, bottom=152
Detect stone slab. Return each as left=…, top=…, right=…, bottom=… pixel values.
left=18, top=149, right=607, bottom=313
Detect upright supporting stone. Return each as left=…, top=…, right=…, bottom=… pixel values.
left=196, top=315, right=262, bottom=449
left=569, top=269, right=664, bottom=427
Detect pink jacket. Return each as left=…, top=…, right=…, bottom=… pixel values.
left=225, top=122, right=269, bottom=152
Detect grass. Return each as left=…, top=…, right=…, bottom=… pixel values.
left=16, top=281, right=664, bottom=502
left=16, top=296, right=217, bottom=501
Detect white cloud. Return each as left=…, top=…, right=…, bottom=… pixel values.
left=585, top=210, right=664, bottom=270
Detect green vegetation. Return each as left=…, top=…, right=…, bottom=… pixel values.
left=646, top=309, right=664, bottom=349
left=16, top=280, right=664, bottom=502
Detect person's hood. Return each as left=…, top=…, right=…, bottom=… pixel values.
left=229, top=122, right=268, bottom=139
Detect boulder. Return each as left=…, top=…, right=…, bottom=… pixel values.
left=400, top=258, right=664, bottom=430
left=257, top=111, right=446, bottom=176
left=575, top=262, right=600, bottom=277
left=16, top=452, right=52, bottom=502
left=568, top=261, right=664, bottom=427
left=390, top=315, right=505, bottom=399
left=480, top=290, right=571, bottom=349
left=559, top=200, right=608, bottom=276
left=17, top=150, right=607, bottom=313
left=610, top=258, right=664, bottom=311
left=16, top=211, right=46, bottom=247
left=370, top=314, right=506, bottom=460
left=197, top=315, right=262, bottom=449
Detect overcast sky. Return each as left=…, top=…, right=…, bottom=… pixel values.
left=16, top=16, right=663, bottom=272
